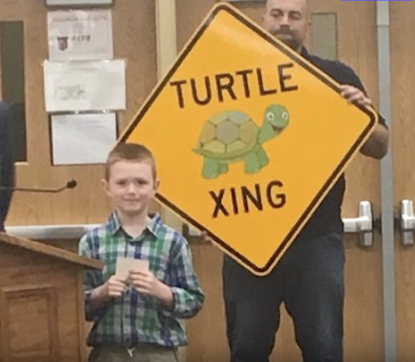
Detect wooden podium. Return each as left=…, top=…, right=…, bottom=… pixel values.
left=0, top=231, right=103, bottom=362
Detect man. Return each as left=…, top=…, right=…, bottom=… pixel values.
left=0, top=102, right=14, bottom=232
left=220, top=0, right=390, bottom=361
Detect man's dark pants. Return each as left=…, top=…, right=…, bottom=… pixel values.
left=222, top=232, right=345, bottom=362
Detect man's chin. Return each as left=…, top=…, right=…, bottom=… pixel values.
left=276, top=37, right=300, bottom=50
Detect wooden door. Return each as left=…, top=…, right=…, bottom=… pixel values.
left=391, top=1, right=415, bottom=361
left=179, top=1, right=384, bottom=361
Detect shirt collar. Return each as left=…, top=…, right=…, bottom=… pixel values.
left=299, top=46, right=310, bottom=59
left=106, top=211, right=163, bottom=238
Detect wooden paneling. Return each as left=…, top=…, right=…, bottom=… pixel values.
left=0, top=243, right=87, bottom=362
left=1, top=287, right=59, bottom=362
left=390, top=1, right=415, bottom=361
left=3, top=0, right=159, bottom=227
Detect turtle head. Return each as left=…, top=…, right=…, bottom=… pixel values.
left=258, top=104, right=290, bottom=144
left=263, top=104, right=290, bottom=134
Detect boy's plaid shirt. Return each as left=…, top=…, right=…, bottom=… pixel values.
left=78, top=211, right=205, bottom=348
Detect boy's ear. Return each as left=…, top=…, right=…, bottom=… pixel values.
left=154, top=178, right=160, bottom=192
left=101, top=178, right=110, bottom=195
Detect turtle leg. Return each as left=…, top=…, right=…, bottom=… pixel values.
left=256, top=146, right=269, bottom=167
left=202, top=158, right=220, bottom=179
left=219, top=162, right=229, bottom=174
left=243, top=152, right=261, bottom=174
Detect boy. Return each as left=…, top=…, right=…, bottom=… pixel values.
left=79, top=142, right=205, bottom=362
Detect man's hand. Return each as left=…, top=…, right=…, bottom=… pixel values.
left=339, top=85, right=389, bottom=159
left=201, top=230, right=218, bottom=248
left=201, top=230, right=210, bottom=242
left=340, top=85, right=372, bottom=107
left=129, top=270, right=173, bottom=307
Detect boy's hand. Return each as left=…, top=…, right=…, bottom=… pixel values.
left=90, top=275, right=127, bottom=308
left=103, top=275, right=128, bottom=298
left=129, top=270, right=173, bottom=306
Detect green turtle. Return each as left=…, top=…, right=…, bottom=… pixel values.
left=193, top=104, right=290, bottom=179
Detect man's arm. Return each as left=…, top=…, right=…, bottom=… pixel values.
left=359, top=123, right=389, bottom=159
left=339, top=66, right=390, bottom=160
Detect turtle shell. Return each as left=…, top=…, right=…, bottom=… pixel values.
left=195, top=110, right=259, bottom=160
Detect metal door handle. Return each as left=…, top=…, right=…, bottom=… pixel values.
left=184, top=201, right=375, bottom=247
left=399, top=200, right=415, bottom=246
left=343, top=201, right=374, bottom=247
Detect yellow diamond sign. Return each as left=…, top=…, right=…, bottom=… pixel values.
left=118, top=3, right=377, bottom=276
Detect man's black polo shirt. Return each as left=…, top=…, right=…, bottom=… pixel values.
left=296, top=47, right=387, bottom=239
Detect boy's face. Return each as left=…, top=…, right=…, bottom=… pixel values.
left=103, top=160, right=158, bottom=217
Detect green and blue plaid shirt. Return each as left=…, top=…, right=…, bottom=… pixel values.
left=78, top=211, right=205, bottom=348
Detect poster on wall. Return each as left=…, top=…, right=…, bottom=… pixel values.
left=47, top=9, right=113, bottom=61
left=43, top=59, right=126, bottom=112
left=50, top=113, right=117, bottom=165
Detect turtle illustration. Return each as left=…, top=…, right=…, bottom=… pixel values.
left=193, top=104, right=290, bottom=179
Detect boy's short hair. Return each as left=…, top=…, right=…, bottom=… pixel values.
left=105, top=142, right=157, bottom=181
